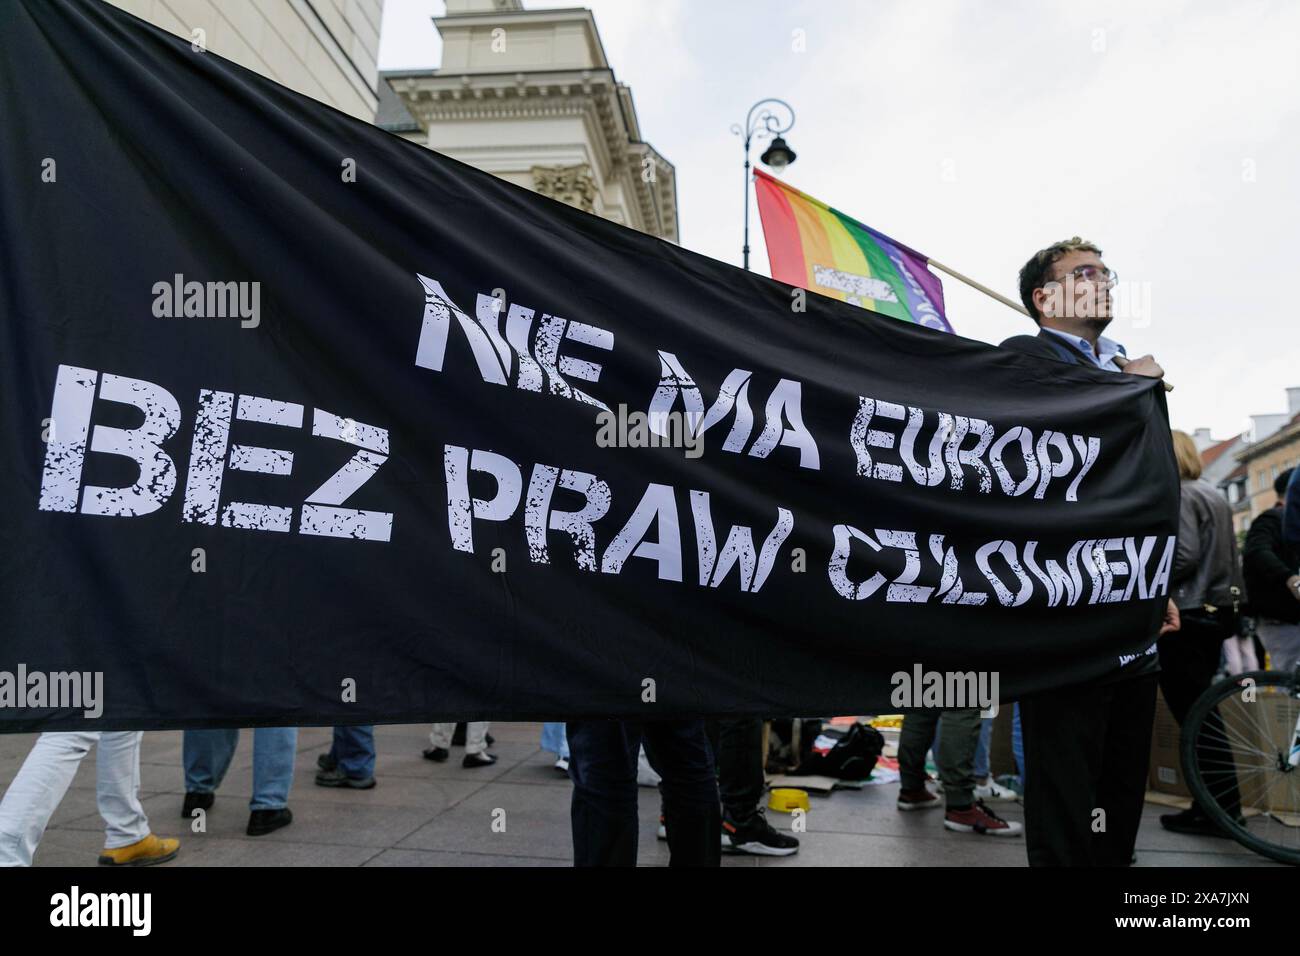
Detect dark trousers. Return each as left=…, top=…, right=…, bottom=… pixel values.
left=567, top=719, right=720, bottom=867
left=897, top=709, right=983, bottom=809
left=1157, top=612, right=1241, bottom=816
left=707, top=718, right=765, bottom=820
left=1020, top=674, right=1157, bottom=866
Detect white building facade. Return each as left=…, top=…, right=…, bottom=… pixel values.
left=108, top=0, right=384, bottom=121
left=377, top=0, right=678, bottom=242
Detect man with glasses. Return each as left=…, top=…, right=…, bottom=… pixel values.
left=1002, top=236, right=1160, bottom=375
left=1000, top=237, right=1179, bottom=866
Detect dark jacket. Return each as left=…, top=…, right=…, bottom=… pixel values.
left=1001, top=330, right=1092, bottom=367
left=1171, top=478, right=1241, bottom=611
left=1286, top=467, right=1300, bottom=552
left=1244, top=506, right=1300, bottom=623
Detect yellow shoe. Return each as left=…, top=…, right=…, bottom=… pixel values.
left=97, top=833, right=180, bottom=866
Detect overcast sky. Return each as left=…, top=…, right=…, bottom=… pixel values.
left=378, top=0, right=1300, bottom=440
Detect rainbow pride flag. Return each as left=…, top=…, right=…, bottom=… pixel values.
left=754, top=169, right=951, bottom=332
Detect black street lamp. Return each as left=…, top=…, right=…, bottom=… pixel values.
left=731, top=98, right=797, bottom=271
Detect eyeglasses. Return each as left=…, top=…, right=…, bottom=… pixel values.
left=1051, top=265, right=1117, bottom=287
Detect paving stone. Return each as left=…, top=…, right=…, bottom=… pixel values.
left=363, top=847, right=569, bottom=867
left=396, top=781, right=575, bottom=860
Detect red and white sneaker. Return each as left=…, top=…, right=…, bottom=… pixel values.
left=943, top=799, right=1022, bottom=836
left=897, top=787, right=942, bottom=811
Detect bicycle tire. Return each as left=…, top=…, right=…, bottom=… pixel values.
left=1181, top=669, right=1300, bottom=866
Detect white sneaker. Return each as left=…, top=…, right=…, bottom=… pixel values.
left=554, top=756, right=569, bottom=772
left=636, top=746, right=661, bottom=787
left=974, top=778, right=1018, bottom=802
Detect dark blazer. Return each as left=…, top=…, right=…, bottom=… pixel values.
left=1286, top=467, right=1300, bottom=553
left=1244, top=507, right=1300, bottom=623
left=999, top=329, right=1121, bottom=368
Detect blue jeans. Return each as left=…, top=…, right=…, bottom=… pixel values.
left=566, top=719, right=719, bottom=867
left=541, top=722, right=569, bottom=759
left=1012, top=703, right=1025, bottom=785
left=183, top=728, right=297, bottom=811
left=329, top=725, right=375, bottom=779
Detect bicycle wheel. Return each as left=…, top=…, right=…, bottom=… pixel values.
left=1181, top=669, right=1300, bottom=866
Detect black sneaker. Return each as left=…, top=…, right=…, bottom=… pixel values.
left=1159, top=807, right=1244, bottom=837
left=246, top=807, right=293, bottom=836
left=422, top=746, right=450, bottom=762
left=462, top=751, right=498, bottom=768
left=181, top=791, right=214, bottom=818
left=722, top=809, right=800, bottom=856
left=315, top=767, right=376, bottom=789
left=317, top=752, right=338, bottom=772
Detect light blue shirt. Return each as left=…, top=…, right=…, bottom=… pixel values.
left=1041, top=327, right=1127, bottom=372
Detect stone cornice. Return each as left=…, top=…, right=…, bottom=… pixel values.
left=392, top=68, right=617, bottom=99
left=398, top=71, right=623, bottom=175
left=392, top=69, right=677, bottom=242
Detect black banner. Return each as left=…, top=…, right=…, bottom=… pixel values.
left=0, top=0, right=1178, bottom=731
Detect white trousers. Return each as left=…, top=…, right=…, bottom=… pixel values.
left=430, top=722, right=489, bottom=755
left=0, top=731, right=150, bottom=866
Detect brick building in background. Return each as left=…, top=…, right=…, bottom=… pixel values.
left=1204, top=387, right=1300, bottom=536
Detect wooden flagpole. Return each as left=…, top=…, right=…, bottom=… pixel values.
left=928, top=258, right=1030, bottom=317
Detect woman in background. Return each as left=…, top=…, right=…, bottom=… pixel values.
left=1159, top=430, right=1245, bottom=837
